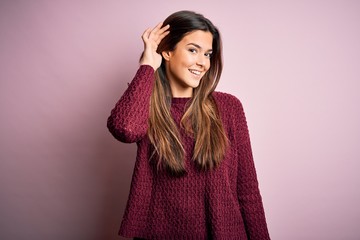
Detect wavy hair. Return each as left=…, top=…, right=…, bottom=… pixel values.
left=148, top=10, right=228, bottom=175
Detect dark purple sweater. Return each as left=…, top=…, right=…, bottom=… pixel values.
left=107, top=65, right=270, bottom=239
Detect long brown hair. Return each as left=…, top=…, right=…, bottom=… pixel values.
left=148, top=11, right=228, bottom=175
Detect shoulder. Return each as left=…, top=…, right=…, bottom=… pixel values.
left=211, top=91, right=248, bottom=126
left=212, top=91, right=244, bottom=111
left=212, top=92, right=249, bottom=140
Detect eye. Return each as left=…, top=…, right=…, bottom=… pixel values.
left=204, top=52, right=212, bottom=58
left=188, top=48, right=197, bottom=53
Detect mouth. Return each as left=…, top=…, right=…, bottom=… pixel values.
left=189, top=69, right=202, bottom=76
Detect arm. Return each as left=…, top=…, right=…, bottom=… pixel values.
left=234, top=98, right=270, bottom=239
left=107, top=22, right=170, bottom=143
left=107, top=65, right=155, bottom=143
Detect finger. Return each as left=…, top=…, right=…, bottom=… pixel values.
left=158, top=24, right=170, bottom=34
left=142, top=28, right=152, bottom=41
left=150, top=22, right=169, bottom=38
left=154, top=22, right=164, bottom=31
left=149, top=22, right=164, bottom=36
left=156, top=30, right=170, bottom=45
left=153, top=24, right=169, bottom=39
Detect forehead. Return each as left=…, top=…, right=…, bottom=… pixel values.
left=179, top=30, right=213, bottom=50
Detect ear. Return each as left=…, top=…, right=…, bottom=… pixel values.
left=161, top=51, right=172, bottom=61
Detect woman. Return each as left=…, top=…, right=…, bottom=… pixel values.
left=107, top=10, right=270, bottom=240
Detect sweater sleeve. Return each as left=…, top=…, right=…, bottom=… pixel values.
left=233, top=98, right=270, bottom=240
left=107, top=65, right=155, bottom=143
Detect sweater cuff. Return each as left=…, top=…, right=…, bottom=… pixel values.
left=139, top=64, right=155, bottom=74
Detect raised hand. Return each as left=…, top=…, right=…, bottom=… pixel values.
left=140, top=22, right=170, bottom=70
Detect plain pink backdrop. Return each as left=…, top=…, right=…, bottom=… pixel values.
left=1, top=1, right=359, bottom=239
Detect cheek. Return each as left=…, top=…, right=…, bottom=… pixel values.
left=205, top=60, right=211, bottom=70
left=172, top=53, right=188, bottom=66
left=181, top=52, right=197, bottom=65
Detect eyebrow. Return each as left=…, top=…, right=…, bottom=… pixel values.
left=187, top=43, right=213, bottom=52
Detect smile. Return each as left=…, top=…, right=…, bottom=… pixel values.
left=189, top=69, right=201, bottom=76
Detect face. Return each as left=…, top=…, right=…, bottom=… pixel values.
left=162, top=30, right=213, bottom=97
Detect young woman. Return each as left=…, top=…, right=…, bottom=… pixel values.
left=107, top=10, right=270, bottom=240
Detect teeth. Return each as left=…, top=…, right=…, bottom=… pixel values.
left=189, top=69, right=201, bottom=75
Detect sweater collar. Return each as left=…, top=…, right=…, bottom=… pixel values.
left=171, top=97, right=191, bottom=105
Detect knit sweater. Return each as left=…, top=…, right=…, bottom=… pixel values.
left=107, top=65, right=270, bottom=240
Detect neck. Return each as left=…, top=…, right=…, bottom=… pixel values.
left=170, top=87, right=193, bottom=98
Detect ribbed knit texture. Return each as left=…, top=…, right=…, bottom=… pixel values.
left=107, top=65, right=270, bottom=240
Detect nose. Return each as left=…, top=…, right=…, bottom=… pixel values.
left=196, top=54, right=206, bottom=67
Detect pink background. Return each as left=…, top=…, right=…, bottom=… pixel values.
left=1, top=1, right=359, bottom=239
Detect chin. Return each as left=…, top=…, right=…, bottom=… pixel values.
left=189, top=80, right=201, bottom=89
